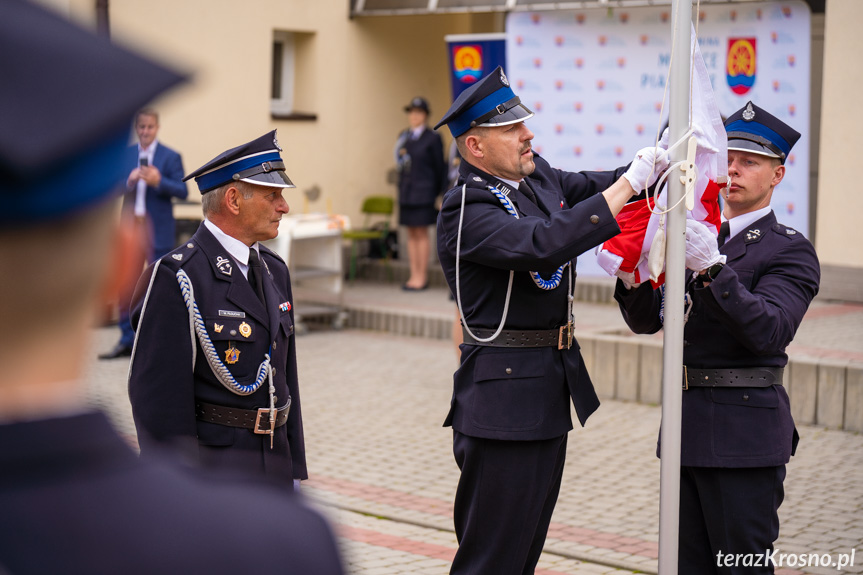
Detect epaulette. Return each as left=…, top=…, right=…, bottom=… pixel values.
left=260, top=242, right=285, bottom=264
left=160, top=240, right=200, bottom=267
left=772, top=222, right=800, bottom=239
left=465, top=172, right=489, bottom=189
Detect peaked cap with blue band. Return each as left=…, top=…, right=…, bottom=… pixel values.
left=725, top=101, right=800, bottom=164
left=0, top=0, right=185, bottom=227
left=184, top=130, right=295, bottom=193
left=434, top=66, right=534, bottom=138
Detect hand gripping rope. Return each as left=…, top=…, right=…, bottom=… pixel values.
left=455, top=183, right=574, bottom=344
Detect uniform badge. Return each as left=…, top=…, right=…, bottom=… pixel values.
left=473, top=176, right=483, bottom=182
left=214, top=323, right=224, bottom=333
left=742, top=102, right=756, bottom=121
left=745, top=228, right=761, bottom=241
left=215, top=256, right=233, bottom=276
left=279, top=301, right=291, bottom=312
left=786, top=228, right=797, bottom=235
left=225, top=345, right=240, bottom=364
left=500, top=69, right=510, bottom=87
left=239, top=321, right=252, bottom=338
left=172, top=254, right=183, bottom=261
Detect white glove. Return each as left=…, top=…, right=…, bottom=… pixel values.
left=685, top=219, right=727, bottom=272
left=624, top=146, right=670, bottom=194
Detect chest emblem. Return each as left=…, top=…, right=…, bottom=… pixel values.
left=279, top=301, right=292, bottom=312
left=238, top=322, right=252, bottom=338
left=215, top=256, right=233, bottom=276
left=214, top=323, right=224, bottom=333
left=225, top=345, right=240, bottom=365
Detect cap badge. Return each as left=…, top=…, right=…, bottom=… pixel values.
left=172, top=254, right=183, bottom=261
left=239, top=322, right=252, bottom=338
left=500, top=69, right=510, bottom=87
left=742, top=102, right=756, bottom=121
left=225, top=345, right=240, bottom=365
left=215, top=255, right=233, bottom=276
left=273, top=133, right=282, bottom=152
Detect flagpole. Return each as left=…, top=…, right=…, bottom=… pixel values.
left=658, top=0, right=692, bottom=573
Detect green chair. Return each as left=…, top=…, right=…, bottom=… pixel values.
left=342, top=196, right=395, bottom=282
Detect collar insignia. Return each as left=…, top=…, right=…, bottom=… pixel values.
left=215, top=255, right=232, bottom=276
left=745, top=228, right=761, bottom=241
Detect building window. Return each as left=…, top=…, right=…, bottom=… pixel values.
left=271, top=30, right=316, bottom=120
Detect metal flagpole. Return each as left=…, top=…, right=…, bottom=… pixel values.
left=658, top=0, right=692, bottom=573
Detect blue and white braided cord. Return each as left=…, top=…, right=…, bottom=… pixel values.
left=176, top=269, right=269, bottom=396
left=488, top=186, right=568, bottom=290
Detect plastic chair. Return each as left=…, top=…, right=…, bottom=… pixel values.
left=342, top=196, right=395, bottom=282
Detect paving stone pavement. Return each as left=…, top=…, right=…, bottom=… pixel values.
left=85, top=316, right=862, bottom=574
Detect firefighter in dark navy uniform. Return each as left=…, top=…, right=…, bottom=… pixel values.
left=128, top=131, right=307, bottom=488
left=615, top=102, right=820, bottom=574
left=0, top=2, right=343, bottom=573
left=434, top=65, right=669, bottom=575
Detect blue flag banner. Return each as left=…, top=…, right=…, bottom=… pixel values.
left=445, top=33, right=507, bottom=102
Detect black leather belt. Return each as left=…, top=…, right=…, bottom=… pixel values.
left=683, top=366, right=784, bottom=390
left=462, top=324, right=573, bottom=349
left=195, top=400, right=291, bottom=434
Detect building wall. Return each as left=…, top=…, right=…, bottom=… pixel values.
left=817, top=0, right=863, bottom=267
left=57, top=0, right=498, bottom=225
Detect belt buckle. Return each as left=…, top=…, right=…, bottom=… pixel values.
left=253, top=408, right=273, bottom=435
left=682, top=365, right=689, bottom=390
left=558, top=323, right=573, bottom=350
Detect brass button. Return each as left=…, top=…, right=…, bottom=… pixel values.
left=590, top=215, right=599, bottom=224
left=505, top=367, right=512, bottom=375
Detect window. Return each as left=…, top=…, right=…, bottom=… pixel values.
left=271, top=30, right=316, bottom=120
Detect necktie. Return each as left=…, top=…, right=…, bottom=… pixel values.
left=248, top=248, right=265, bottom=304
left=518, top=181, right=538, bottom=205
left=717, top=221, right=730, bottom=248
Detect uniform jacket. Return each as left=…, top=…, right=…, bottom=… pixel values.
left=614, top=211, right=820, bottom=467
left=121, top=143, right=188, bottom=253
left=397, top=127, right=446, bottom=207
left=437, top=154, right=627, bottom=440
left=0, top=412, right=343, bottom=575
left=128, top=223, right=306, bottom=483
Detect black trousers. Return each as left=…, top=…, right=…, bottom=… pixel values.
left=679, top=465, right=786, bottom=575
left=450, top=431, right=568, bottom=575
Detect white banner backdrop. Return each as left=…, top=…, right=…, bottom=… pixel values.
left=506, top=1, right=811, bottom=277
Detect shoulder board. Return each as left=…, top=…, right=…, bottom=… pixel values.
left=772, top=223, right=800, bottom=239
left=160, top=240, right=199, bottom=266
left=259, top=243, right=285, bottom=264
left=465, top=172, right=489, bottom=189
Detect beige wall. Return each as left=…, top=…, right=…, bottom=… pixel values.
left=58, top=0, right=499, bottom=225
left=816, top=0, right=863, bottom=267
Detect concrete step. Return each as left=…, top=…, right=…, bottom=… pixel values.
left=296, top=259, right=863, bottom=434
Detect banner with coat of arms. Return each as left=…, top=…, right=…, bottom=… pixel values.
left=506, top=1, right=811, bottom=276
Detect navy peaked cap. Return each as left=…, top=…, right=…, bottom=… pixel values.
left=405, top=97, right=430, bottom=114
left=0, top=0, right=186, bottom=227
left=184, top=130, right=295, bottom=194
left=725, top=101, right=800, bottom=164
left=434, top=66, right=534, bottom=138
